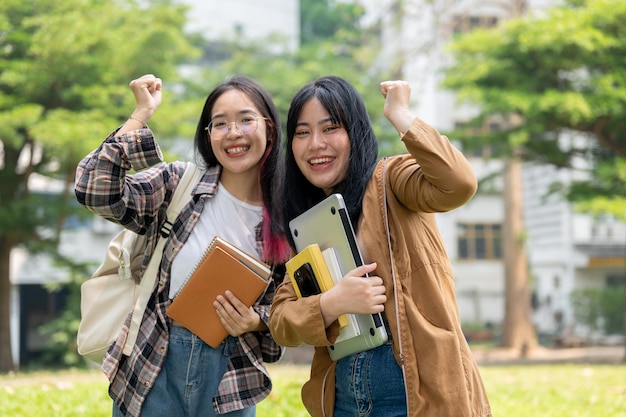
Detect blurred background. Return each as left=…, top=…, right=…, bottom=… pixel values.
left=1, top=0, right=624, bottom=372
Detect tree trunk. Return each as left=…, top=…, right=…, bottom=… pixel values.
left=0, top=141, right=31, bottom=373
left=500, top=156, right=538, bottom=356
left=0, top=238, right=16, bottom=372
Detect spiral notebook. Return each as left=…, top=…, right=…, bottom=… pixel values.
left=289, top=193, right=388, bottom=360
left=166, top=236, right=271, bottom=348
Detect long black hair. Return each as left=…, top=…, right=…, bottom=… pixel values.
left=284, top=76, right=378, bottom=247
left=194, top=76, right=290, bottom=263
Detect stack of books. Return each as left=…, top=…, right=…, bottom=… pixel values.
left=167, top=236, right=271, bottom=347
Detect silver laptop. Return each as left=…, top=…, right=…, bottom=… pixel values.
left=289, top=193, right=388, bottom=360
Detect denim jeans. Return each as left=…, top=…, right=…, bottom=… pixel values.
left=112, top=326, right=255, bottom=417
left=334, top=343, right=407, bottom=417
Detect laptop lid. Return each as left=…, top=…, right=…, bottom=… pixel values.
left=289, top=193, right=388, bottom=360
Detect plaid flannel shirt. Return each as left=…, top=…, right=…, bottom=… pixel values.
left=75, top=128, right=284, bottom=416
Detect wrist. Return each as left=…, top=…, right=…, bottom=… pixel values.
left=320, top=291, right=341, bottom=327
left=252, top=311, right=267, bottom=331
left=128, top=116, right=147, bottom=126
left=130, top=109, right=153, bottom=126
left=390, top=111, right=415, bottom=137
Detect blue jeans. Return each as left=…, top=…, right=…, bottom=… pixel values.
left=112, top=326, right=255, bottom=417
left=334, top=343, right=407, bottom=417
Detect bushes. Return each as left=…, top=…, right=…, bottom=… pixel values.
left=570, top=285, right=624, bottom=335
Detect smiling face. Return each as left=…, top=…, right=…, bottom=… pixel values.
left=209, top=89, right=268, bottom=180
left=291, top=98, right=351, bottom=195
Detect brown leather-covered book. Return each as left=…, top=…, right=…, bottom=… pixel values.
left=166, top=236, right=271, bottom=347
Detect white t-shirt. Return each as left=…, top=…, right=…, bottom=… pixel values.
left=169, top=183, right=262, bottom=298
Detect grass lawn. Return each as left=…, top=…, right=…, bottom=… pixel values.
left=1, top=363, right=624, bottom=416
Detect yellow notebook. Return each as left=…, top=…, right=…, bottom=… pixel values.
left=167, top=237, right=271, bottom=347
left=286, top=243, right=348, bottom=329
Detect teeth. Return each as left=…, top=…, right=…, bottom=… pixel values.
left=310, top=157, right=333, bottom=165
left=226, top=146, right=249, bottom=154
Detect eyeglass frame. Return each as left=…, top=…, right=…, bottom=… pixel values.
left=204, top=115, right=269, bottom=139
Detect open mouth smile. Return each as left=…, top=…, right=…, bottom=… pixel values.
left=226, top=146, right=250, bottom=154
left=309, top=156, right=334, bottom=166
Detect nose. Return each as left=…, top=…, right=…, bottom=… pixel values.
left=224, top=121, right=243, bottom=139
left=308, top=130, right=327, bottom=150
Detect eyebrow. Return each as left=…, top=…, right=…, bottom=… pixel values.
left=211, top=109, right=258, bottom=120
left=296, top=117, right=334, bottom=128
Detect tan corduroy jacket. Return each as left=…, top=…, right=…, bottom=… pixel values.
left=269, top=118, right=492, bottom=417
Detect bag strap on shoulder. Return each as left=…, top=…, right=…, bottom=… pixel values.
left=160, top=162, right=203, bottom=238
left=123, top=161, right=203, bottom=355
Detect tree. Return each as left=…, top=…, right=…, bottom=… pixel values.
left=441, top=0, right=626, bottom=355
left=300, top=0, right=366, bottom=45
left=442, top=0, right=626, bottom=216
left=0, top=0, right=200, bottom=372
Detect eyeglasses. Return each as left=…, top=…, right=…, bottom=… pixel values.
left=205, top=115, right=268, bottom=140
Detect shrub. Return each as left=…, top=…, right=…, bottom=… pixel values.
left=570, top=285, right=624, bottom=335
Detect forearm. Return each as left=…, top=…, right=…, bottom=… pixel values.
left=269, top=281, right=339, bottom=347
left=75, top=128, right=166, bottom=226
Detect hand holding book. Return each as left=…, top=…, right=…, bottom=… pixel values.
left=213, top=290, right=267, bottom=335
left=167, top=236, right=271, bottom=348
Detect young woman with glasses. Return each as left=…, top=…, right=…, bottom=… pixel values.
left=269, top=76, right=492, bottom=417
left=76, top=73, right=291, bottom=417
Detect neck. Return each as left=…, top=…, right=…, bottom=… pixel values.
left=220, top=171, right=262, bottom=205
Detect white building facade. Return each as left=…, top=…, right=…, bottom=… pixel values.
left=184, top=0, right=299, bottom=53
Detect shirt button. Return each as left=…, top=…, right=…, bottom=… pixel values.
left=143, top=380, right=151, bottom=387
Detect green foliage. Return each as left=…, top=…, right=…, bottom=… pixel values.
left=569, top=156, right=626, bottom=221
left=38, top=260, right=93, bottom=368
left=441, top=0, right=626, bottom=217
left=0, top=0, right=201, bottom=237
left=300, top=0, right=367, bottom=45
left=570, top=286, right=625, bottom=334
left=0, top=0, right=201, bottom=371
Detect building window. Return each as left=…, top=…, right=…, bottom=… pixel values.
left=457, top=223, right=503, bottom=260
left=606, top=274, right=624, bottom=287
